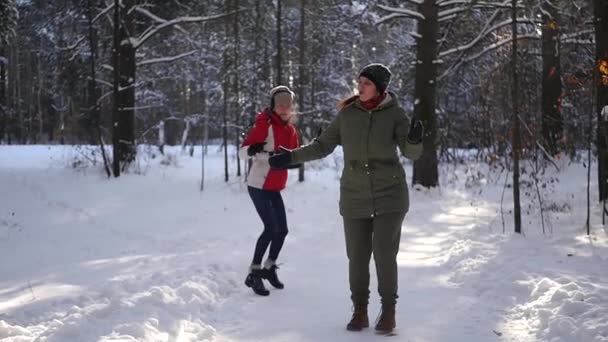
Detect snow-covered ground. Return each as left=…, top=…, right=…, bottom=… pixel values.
left=0, top=145, right=606, bottom=342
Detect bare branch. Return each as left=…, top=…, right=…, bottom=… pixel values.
left=61, top=3, right=115, bottom=52
left=94, top=3, right=115, bottom=23
left=376, top=13, right=414, bottom=25
left=438, top=3, right=505, bottom=58
left=134, top=11, right=241, bottom=49
left=97, top=91, right=113, bottom=105
left=560, top=29, right=594, bottom=41
left=89, top=77, right=113, bottom=88
left=439, top=0, right=505, bottom=6
left=59, top=36, right=86, bottom=51
left=376, top=4, right=425, bottom=21
left=137, top=50, right=197, bottom=67
left=134, top=6, right=193, bottom=43
left=518, top=114, right=560, bottom=171
left=561, top=39, right=595, bottom=45
left=439, top=34, right=540, bottom=80
left=440, top=1, right=526, bottom=17
left=439, top=18, right=537, bottom=58
left=439, top=14, right=458, bottom=22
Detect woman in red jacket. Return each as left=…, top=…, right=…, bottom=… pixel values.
left=239, top=86, right=300, bottom=296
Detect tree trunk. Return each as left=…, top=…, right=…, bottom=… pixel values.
left=222, top=1, right=231, bottom=182
left=511, top=0, right=522, bottom=233
left=36, top=40, right=43, bottom=143
left=15, top=43, right=23, bottom=143
left=202, top=88, right=208, bottom=156
left=223, top=48, right=229, bottom=182
left=541, top=2, right=562, bottom=157
left=595, top=0, right=608, bottom=201
left=112, top=0, right=121, bottom=176
left=158, top=120, right=165, bottom=154
left=412, top=0, right=439, bottom=188
left=181, top=118, right=190, bottom=151
left=297, top=0, right=308, bottom=182
left=87, top=0, right=110, bottom=177
left=202, top=94, right=209, bottom=192
left=117, top=0, right=136, bottom=169
left=0, top=46, right=5, bottom=143
left=276, top=0, right=282, bottom=85
left=234, top=0, right=242, bottom=177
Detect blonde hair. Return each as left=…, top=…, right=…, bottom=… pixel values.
left=337, top=94, right=359, bottom=110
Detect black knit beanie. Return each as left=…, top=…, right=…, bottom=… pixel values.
left=359, top=63, right=392, bottom=93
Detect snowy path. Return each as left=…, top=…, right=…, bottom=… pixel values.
left=0, top=146, right=607, bottom=342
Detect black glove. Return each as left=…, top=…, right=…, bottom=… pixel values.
left=407, top=120, right=424, bottom=144
left=247, top=142, right=266, bottom=156
left=269, top=147, right=293, bottom=169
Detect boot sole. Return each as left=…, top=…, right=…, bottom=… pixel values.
left=346, top=325, right=369, bottom=332
left=375, top=327, right=396, bottom=335
left=346, top=321, right=369, bottom=331
left=244, top=279, right=270, bottom=296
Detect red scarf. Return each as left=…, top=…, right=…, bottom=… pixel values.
left=360, top=93, right=387, bottom=110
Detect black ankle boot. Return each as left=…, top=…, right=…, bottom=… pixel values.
left=262, top=265, right=284, bottom=289
left=245, top=269, right=270, bottom=296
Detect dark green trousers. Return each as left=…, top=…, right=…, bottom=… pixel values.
left=343, top=211, right=405, bottom=306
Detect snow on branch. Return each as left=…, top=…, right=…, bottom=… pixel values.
left=561, top=39, right=595, bottom=45
left=439, top=14, right=458, bottom=22
left=439, top=34, right=540, bottom=80
left=91, top=77, right=113, bottom=88
left=376, top=13, right=414, bottom=25
left=439, top=0, right=515, bottom=8
left=93, top=3, right=115, bottom=23
left=470, top=34, right=539, bottom=59
left=439, top=17, right=537, bottom=58
left=134, top=6, right=166, bottom=23
left=97, top=91, right=113, bottom=104
left=439, top=2, right=516, bottom=18
left=560, top=29, right=594, bottom=41
left=59, top=35, right=86, bottom=51
left=409, top=31, right=422, bottom=39
left=384, top=0, right=423, bottom=5
left=376, top=4, right=425, bottom=21
left=539, top=5, right=551, bottom=20
left=62, top=4, right=115, bottom=52
left=133, top=11, right=239, bottom=49
left=134, top=5, right=191, bottom=40
left=439, top=7, right=467, bottom=18
left=137, top=50, right=197, bottom=67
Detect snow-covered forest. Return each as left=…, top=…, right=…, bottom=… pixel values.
left=1, top=0, right=607, bottom=341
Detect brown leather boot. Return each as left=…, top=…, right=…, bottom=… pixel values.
left=374, top=304, right=395, bottom=334
left=346, top=304, right=369, bottom=331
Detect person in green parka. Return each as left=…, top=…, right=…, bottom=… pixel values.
left=269, top=63, right=424, bottom=334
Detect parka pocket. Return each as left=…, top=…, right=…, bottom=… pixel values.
left=372, top=164, right=406, bottom=192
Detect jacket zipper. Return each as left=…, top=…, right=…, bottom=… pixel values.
left=366, top=110, right=376, bottom=218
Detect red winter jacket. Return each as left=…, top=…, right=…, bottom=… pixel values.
left=239, top=109, right=299, bottom=191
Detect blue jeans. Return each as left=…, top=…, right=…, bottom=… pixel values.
left=248, top=186, right=289, bottom=265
